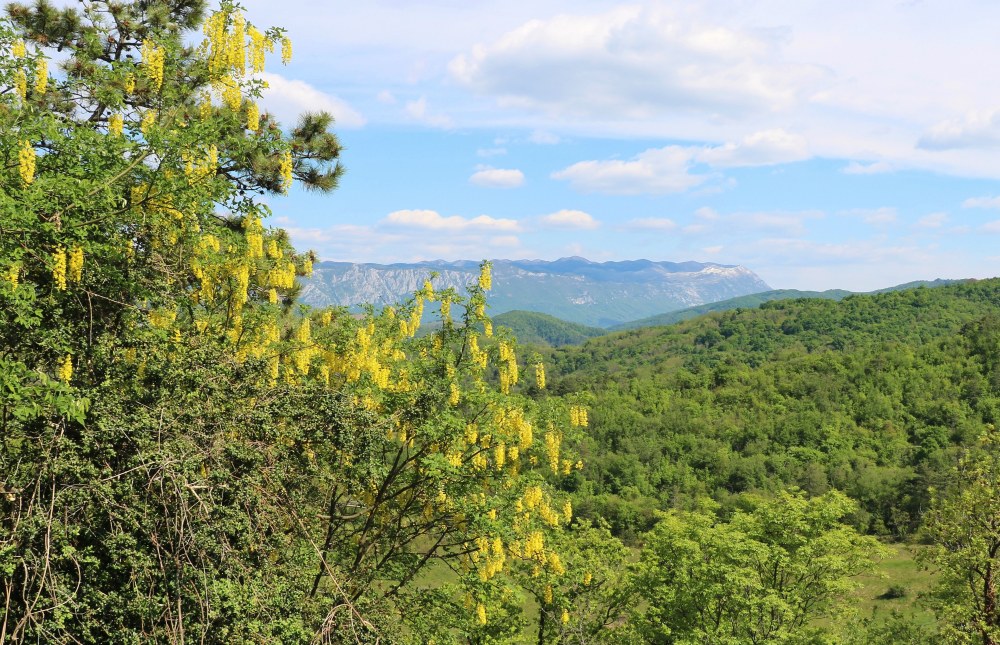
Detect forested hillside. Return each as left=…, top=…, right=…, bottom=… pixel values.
left=544, top=281, right=1000, bottom=539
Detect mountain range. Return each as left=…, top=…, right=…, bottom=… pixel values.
left=299, top=258, right=771, bottom=327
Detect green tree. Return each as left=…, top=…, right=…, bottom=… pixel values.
left=0, top=2, right=582, bottom=642
left=921, top=435, right=1000, bottom=645
left=632, top=491, right=886, bottom=644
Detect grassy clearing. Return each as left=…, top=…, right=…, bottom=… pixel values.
left=846, top=544, right=938, bottom=629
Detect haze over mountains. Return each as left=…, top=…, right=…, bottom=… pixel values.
left=300, top=258, right=771, bottom=327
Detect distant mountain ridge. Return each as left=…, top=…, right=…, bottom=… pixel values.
left=299, top=258, right=771, bottom=327
left=612, top=279, right=970, bottom=330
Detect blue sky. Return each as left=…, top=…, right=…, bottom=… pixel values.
left=240, top=0, right=1000, bottom=291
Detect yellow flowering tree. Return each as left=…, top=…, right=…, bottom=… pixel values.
left=0, top=2, right=582, bottom=642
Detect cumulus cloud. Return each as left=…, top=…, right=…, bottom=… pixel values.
left=983, top=220, right=1000, bottom=233
left=919, top=110, right=1000, bottom=150
left=449, top=6, right=826, bottom=120
left=696, top=129, right=809, bottom=167
left=469, top=167, right=525, bottom=188
left=539, top=210, right=600, bottom=229
left=963, top=196, right=1000, bottom=209
left=382, top=209, right=521, bottom=232
left=258, top=72, right=365, bottom=128
left=552, top=129, right=807, bottom=194
left=552, top=146, right=707, bottom=195
left=404, top=96, right=453, bottom=128
left=625, top=217, right=677, bottom=231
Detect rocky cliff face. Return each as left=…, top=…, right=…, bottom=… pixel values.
left=298, top=258, right=771, bottom=328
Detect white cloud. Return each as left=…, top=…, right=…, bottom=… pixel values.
left=552, top=146, right=707, bottom=195
left=449, top=6, right=826, bottom=121
left=552, top=129, right=807, bottom=195
left=842, top=160, right=894, bottom=175
left=539, top=209, right=600, bottom=229
left=843, top=207, right=898, bottom=226
left=918, top=110, right=1000, bottom=150
left=703, top=245, right=724, bottom=254
left=696, top=129, right=809, bottom=167
left=625, top=217, right=677, bottom=231
left=404, top=96, right=453, bottom=128
left=382, top=209, right=521, bottom=232
left=916, top=212, right=949, bottom=228
left=258, top=72, right=365, bottom=128
left=983, top=220, right=1000, bottom=233
left=469, top=167, right=525, bottom=188
left=476, top=147, right=507, bottom=157
left=963, top=196, right=1000, bottom=209
left=376, top=90, right=397, bottom=104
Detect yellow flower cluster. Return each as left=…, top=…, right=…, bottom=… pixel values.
left=68, top=246, right=84, bottom=283
left=11, top=39, right=25, bottom=58
left=279, top=150, right=293, bottom=193
left=141, top=40, right=164, bottom=91
left=545, top=428, right=561, bottom=475
left=148, top=308, right=177, bottom=329
left=570, top=405, right=589, bottom=427
left=247, top=26, right=269, bottom=73
left=281, top=35, right=293, bottom=64
left=51, top=247, right=67, bottom=290
left=18, top=140, right=35, bottom=185
left=476, top=603, right=487, bottom=626
left=479, top=261, right=492, bottom=290
left=293, top=318, right=317, bottom=374
left=182, top=144, right=218, bottom=184
left=562, top=610, right=570, bottom=625
left=6, top=264, right=19, bottom=290
left=246, top=101, right=260, bottom=132
left=14, top=70, right=26, bottom=100
left=57, top=354, right=73, bottom=384
left=124, top=74, right=136, bottom=95
left=535, top=361, right=546, bottom=389
left=474, top=536, right=507, bottom=581
left=108, top=113, right=124, bottom=137
left=140, top=110, right=157, bottom=135
left=498, top=341, right=518, bottom=394
left=33, top=57, right=47, bottom=95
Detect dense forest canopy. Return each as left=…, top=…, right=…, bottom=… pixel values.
left=1, top=1, right=999, bottom=643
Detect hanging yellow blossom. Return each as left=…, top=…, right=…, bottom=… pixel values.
left=535, top=361, right=546, bottom=389
left=52, top=247, right=67, bottom=290
left=281, top=35, right=293, bottom=64
left=140, top=110, right=157, bottom=135
left=279, top=149, right=293, bottom=193
left=123, top=73, right=136, bottom=94
left=33, top=57, right=47, bottom=95
left=108, top=113, right=124, bottom=137
left=14, top=70, right=26, bottom=100
left=6, top=264, right=19, bottom=289
left=544, top=584, right=553, bottom=605
left=561, top=610, right=570, bottom=625
left=68, top=246, right=84, bottom=283
left=57, top=354, right=73, bottom=383
left=583, top=571, right=593, bottom=586
left=268, top=288, right=278, bottom=304
left=479, top=261, right=492, bottom=290
left=246, top=101, right=260, bottom=132
left=247, top=26, right=267, bottom=72
left=18, top=140, right=35, bottom=185
left=475, top=603, right=487, bottom=626
left=11, top=40, right=25, bottom=58
left=141, top=39, right=164, bottom=91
